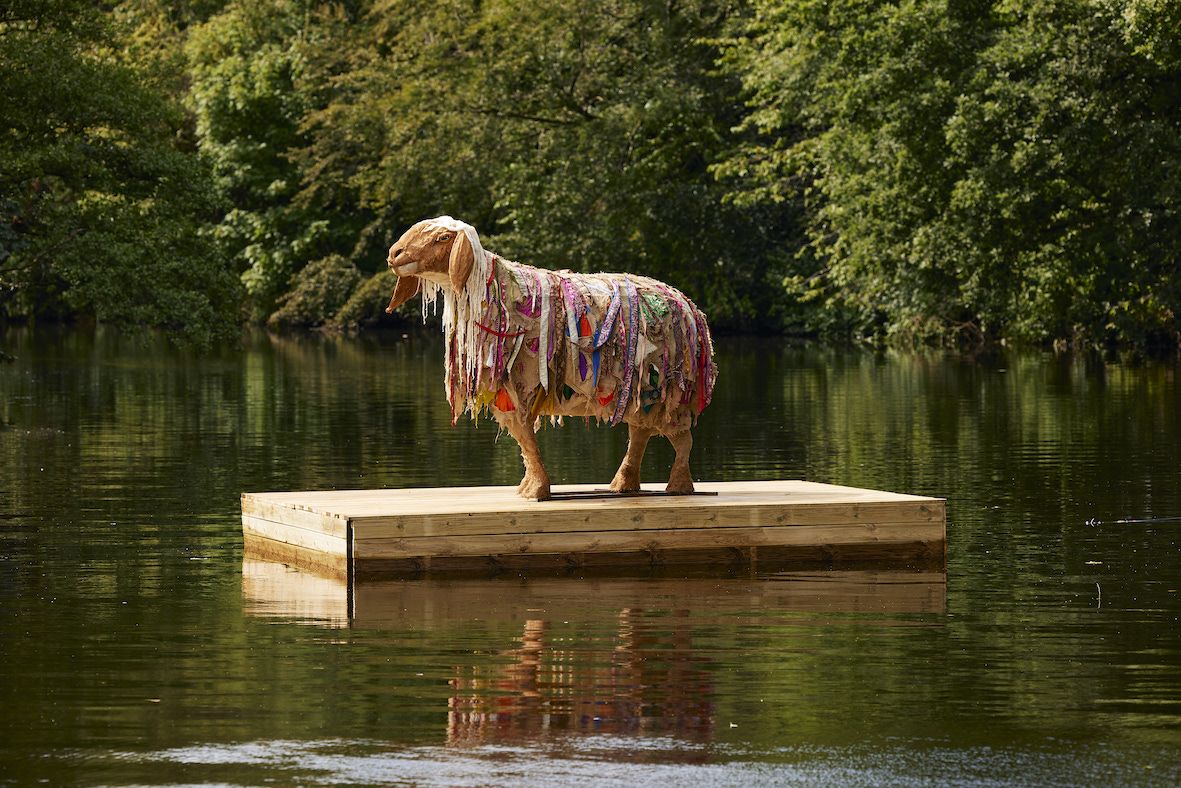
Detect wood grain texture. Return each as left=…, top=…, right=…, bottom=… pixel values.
left=240, top=480, right=946, bottom=574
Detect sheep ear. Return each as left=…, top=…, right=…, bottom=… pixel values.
left=385, top=275, right=421, bottom=314
left=448, top=230, right=475, bottom=294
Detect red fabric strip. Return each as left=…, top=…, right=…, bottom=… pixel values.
left=475, top=320, right=527, bottom=339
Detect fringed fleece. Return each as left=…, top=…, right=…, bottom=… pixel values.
left=415, top=226, right=717, bottom=432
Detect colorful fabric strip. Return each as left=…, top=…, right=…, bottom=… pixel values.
left=475, top=320, right=528, bottom=339
left=591, top=280, right=621, bottom=349
left=611, top=278, right=641, bottom=425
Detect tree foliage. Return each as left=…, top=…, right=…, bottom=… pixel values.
left=282, top=0, right=797, bottom=329
left=721, top=0, right=1181, bottom=346
left=180, top=0, right=334, bottom=320
left=0, top=0, right=241, bottom=349
left=3, top=0, right=1180, bottom=348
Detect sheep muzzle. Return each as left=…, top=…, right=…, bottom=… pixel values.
left=388, top=247, right=420, bottom=277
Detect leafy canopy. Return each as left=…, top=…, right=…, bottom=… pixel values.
left=1, top=0, right=241, bottom=349
left=721, top=0, right=1181, bottom=346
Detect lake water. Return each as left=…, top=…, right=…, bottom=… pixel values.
left=2, top=326, right=1179, bottom=786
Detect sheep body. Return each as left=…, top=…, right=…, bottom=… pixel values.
left=386, top=217, right=716, bottom=500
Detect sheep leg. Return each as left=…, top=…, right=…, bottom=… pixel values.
left=609, top=424, right=654, bottom=492
left=665, top=429, right=695, bottom=494
left=502, top=414, right=552, bottom=501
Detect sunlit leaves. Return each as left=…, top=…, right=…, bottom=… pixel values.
left=182, top=0, right=321, bottom=318
left=1111, top=0, right=1181, bottom=68
left=723, top=0, right=1181, bottom=346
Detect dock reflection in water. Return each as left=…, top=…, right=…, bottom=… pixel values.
left=242, top=558, right=946, bottom=746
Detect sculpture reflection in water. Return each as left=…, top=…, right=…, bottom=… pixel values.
left=446, top=609, right=715, bottom=745
left=242, top=557, right=945, bottom=746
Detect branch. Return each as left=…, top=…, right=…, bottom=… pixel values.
left=468, top=104, right=591, bottom=126
left=0, top=228, right=83, bottom=277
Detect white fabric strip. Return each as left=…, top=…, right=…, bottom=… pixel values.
left=538, top=273, right=551, bottom=391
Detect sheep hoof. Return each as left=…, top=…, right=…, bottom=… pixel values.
left=609, top=469, right=642, bottom=493
left=518, top=476, right=551, bottom=501
left=665, top=469, right=694, bottom=495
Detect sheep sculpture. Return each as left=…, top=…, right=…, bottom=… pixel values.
left=385, top=216, right=717, bottom=501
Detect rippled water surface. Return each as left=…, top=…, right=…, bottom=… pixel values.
left=2, top=326, right=1180, bottom=786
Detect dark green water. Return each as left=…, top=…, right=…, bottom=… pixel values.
left=2, top=326, right=1179, bottom=786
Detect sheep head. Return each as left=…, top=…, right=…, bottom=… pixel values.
left=384, top=218, right=478, bottom=313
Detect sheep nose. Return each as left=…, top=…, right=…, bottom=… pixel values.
left=387, top=247, right=401, bottom=268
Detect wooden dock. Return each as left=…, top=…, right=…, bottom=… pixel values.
left=241, top=480, right=945, bottom=578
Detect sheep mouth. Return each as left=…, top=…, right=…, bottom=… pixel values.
left=390, top=260, right=420, bottom=277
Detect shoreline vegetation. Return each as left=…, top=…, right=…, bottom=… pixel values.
left=3, top=0, right=1179, bottom=352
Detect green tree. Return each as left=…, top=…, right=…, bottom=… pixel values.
left=0, top=0, right=242, bottom=348
left=722, top=0, right=1181, bottom=347
left=292, top=0, right=798, bottom=330
left=937, top=0, right=1181, bottom=345
left=183, top=0, right=332, bottom=321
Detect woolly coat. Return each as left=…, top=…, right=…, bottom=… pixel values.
left=415, top=239, right=716, bottom=433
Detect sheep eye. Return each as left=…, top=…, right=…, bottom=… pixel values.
left=438, top=233, right=450, bottom=242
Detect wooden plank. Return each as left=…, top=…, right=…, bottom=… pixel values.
left=334, top=482, right=943, bottom=536
left=242, top=514, right=347, bottom=557
left=351, top=544, right=944, bottom=576
left=245, top=481, right=936, bottom=520
left=547, top=488, right=719, bottom=500
left=241, top=492, right=349, bottom=539
left=348, top=500, right=943, bottom=540
left=242, top=532, right=349, bottom=579
left=351, top=521, right=943, bottom=560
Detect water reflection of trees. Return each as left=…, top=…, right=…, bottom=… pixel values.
left=447, top=610, right=714, bottom=745
left=6, top=326, right=1180, bottom=746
